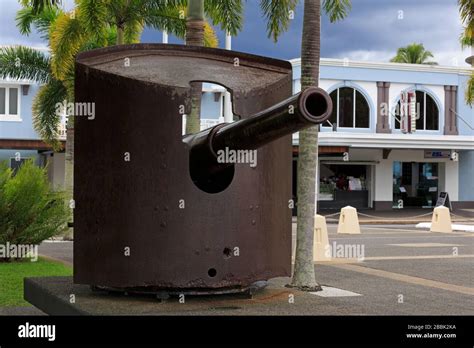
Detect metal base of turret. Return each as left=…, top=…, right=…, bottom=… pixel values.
left=90, top=281, right=268, bottom=301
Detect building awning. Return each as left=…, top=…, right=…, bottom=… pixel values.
left=320, top=160, right=379, bottom=165
left=293, top=132, right=474, bottom=150
left=292, top=146, right=348, bottom=155
left=0, top=139, right=65, bottom=151
left=0, top=77, right=37, bottom=85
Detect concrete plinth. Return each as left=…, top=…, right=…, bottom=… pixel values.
left=24, top=276, right=320, bottom=316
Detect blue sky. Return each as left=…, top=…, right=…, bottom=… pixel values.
left=0, top=0, right=471, bottom=66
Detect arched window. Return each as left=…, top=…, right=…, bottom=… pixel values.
left=395, top=90, right=439, bottom=131
left=327, top=87, right=370, bottom=128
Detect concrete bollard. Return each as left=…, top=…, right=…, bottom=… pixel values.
left=313, top=214, right=331, bottom=261
left=430, top=206, right=452, bottom=233
left=337, top=206, right=361, bottom=234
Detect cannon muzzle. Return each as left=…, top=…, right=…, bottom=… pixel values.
left=184, top=87, right=332, bottom=191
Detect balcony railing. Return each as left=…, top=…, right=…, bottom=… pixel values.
left=200, top=118, right=221, bottom=130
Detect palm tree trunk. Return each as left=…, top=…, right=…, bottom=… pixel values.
left=185, top=0, right=204, bottom=134
left=290, top=0, right=321, bottom=291
left=117, top=26, right=124, bottom=45
left=63, top=116, right=74, bottom=240
left=116, top=0, right=130, bottom=45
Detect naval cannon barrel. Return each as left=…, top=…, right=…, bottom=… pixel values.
left=212, top=87, right=332, bottom=152
left=184, top=87, right=332, bottom=190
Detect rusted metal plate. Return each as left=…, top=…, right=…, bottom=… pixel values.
left=74, top=44, right=293, bottom=290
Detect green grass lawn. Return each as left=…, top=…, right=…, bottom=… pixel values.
left=0, top=258, right=72, bottom=307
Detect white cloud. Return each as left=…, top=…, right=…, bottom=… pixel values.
left=321, top=0, right=469, bottom=66
left=340, top=50, right=394, bottom=63
left=0, top=0, right=75, bottom=48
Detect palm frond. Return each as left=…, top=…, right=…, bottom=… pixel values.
left=458, top=0, right=473, bottom=25
left=418, top=50, right=435, bottom=64
left=107, top=0, right=130, bottom=26
left=32, top=78, right=68, bottom=149
left=22, top=0, right=62, bottom=15
left=460, top=25, right=474, bottom=47
left=144, top=5, right=187, bottom=38
left=204, top=0, right=243, bottom=36
left=0, top=46, right=50, bottom=83
left=203, top=21, right=218, bottom=48
left=124, top=19, right=144, bottom=44
left=323, top=0, right=352, bottom=22
left=104, top=26, right=119, bottom=46
left=259, top=0, right=298, bottom=42
left=16, top=5, right=61, bottom=40
left=16, top=7, right=37, bottom=36
left=466, top=73, right=474, bottom=106
left=76, top=0, right=109, bottom=45
left=50, top=11, right=86, bottom=81
left=142, top=0, right=188, bottom=11
left=390, top=43, right=437, bottom=65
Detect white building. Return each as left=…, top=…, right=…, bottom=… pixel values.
left=198, top=58, right=474, bottom=210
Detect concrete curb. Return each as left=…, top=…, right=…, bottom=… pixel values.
left=24, top=277, right=87, bottom=316
left=38, top=254, right=73, bottom=268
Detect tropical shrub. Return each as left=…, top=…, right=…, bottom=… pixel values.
left=0, top=160, right=69, bottom=254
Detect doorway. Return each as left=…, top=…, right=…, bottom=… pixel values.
left=393, top=162, right=439, bottom=208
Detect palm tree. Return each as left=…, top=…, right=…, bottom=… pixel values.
left=0, top=46, right=66, bottom=149
left=458, top=0, right=473, bottom=105
left=10, top=1, right=184, bottom=238
left=49, top=0, right=194, bottom=80
left=0, top=5, right=72, bottom=236
left=14, top=0, right=232, bottom=238
left=4, top=4, right=124, bottom=238
left=48, top=0, right=219, bottom=136
left=183, top=0, right=244, bottom=133
left=290, top=0, right=351, bottom=291
left=185, top=0, right=206, bottom=134
left=390, top=43, right=438, bottom=65
left=44, top=0, right=209, bottom=238
left=1, top=6, right=67, bottom=149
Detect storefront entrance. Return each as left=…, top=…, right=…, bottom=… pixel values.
left=318, top=163, right=370, bottom=210
left=393, top=162, right=439, bottom=208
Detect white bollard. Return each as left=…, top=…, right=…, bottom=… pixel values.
left=337, top=206, right=361, bottom=234
left=313, top=215, right=331, bottom=261
left=430, top=206, right=452, bottom=233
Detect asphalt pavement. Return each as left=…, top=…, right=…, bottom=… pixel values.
left=1, top=222, right=473, bottom=315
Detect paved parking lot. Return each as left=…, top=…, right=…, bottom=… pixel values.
left=2, top=223, right=473, bottom=315
left=298, top=223, right=474, bottom=315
